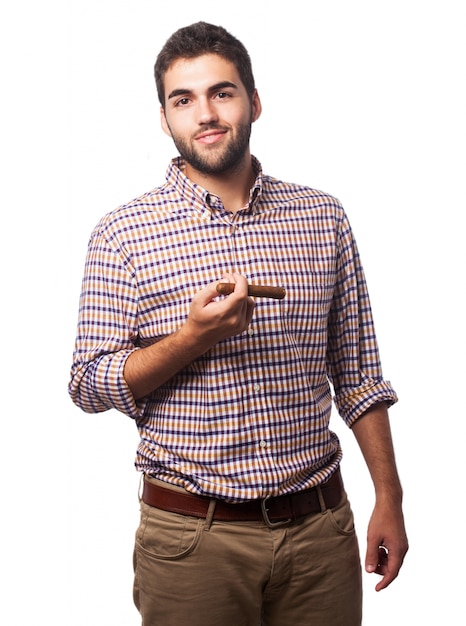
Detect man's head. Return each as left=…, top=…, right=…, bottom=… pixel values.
left=154, top=22, right=256, bottom=109
left=154, top=23, right=261, bottom=180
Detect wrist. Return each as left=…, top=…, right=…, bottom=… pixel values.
left=374, top=483, right=403, bottom=506
left=175, top=321, right=214, bottom=357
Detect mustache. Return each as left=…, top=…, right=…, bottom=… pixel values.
left=195, top=124, right=229, bottom=134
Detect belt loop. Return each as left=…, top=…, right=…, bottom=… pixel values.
left=204, top=499, right=217, bottom=531
left=138, top=473, right=145, bottom=503
left=316, top=485, right=327, bottom=513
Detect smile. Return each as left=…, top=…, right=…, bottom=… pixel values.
left=195, top=129, right=227, bottom=145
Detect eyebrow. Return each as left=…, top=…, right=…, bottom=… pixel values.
left=167, top=81, right=239, bottom=101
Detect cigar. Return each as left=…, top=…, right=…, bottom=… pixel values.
left=216, top=282, right=286, bottom=299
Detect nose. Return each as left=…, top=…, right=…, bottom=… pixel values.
left=197, top=97, right=218, bottom=125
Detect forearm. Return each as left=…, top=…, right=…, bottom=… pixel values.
left=123, top=324, right=210, bottom=400
left=351, top=402, right=403, bottom=503
left=351, top=401, right=408, bottom=590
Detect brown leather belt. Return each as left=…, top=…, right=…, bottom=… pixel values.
left=142, top=468, right=343, bottom=525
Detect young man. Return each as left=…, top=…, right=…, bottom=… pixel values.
left=69, top=21, right=408, bottom=626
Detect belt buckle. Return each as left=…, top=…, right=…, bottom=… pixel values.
left=261, top=495, right=292, bottom=528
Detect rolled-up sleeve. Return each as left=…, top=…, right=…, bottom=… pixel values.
left=68, top=225, right=146, bottom=419
left=327, top=212, right=398, bottom=427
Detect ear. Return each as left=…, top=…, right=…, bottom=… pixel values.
left=160, top=106, right=172, bottom=137
left=251, top=89, right=262, bottom=123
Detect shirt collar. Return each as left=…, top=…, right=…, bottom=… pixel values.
left=165, top=156, right=264, bottom=220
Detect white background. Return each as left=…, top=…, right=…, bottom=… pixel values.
left=1, top=1, right=465, bottom=624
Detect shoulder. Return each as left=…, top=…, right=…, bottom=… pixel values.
left=260, top=173, right=346, bottom=218
left=91, top=181, right=178, bottom=241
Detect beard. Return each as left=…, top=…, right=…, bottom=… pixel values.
left=169, top=121, right=252, bottom=176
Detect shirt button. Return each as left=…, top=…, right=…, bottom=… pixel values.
left=247, top=327, right=254, bottom=336
left=259, top=440, right=267, bottom=448
left=253, top=383, right=261, bottom=392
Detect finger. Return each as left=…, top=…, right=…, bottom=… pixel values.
left=194, top=281, right=226, bottom=306
left=217, top=274, right=252, bottom=301
left=245, top=295, right=256, bottom=323
left=373, top=546, right=402, bottom=592
left=228, top=273, right=249, bottom=297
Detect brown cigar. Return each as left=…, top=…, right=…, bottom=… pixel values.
left=216, top=282, right=286, bottom=299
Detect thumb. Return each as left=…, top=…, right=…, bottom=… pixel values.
left=365, top=543, right=383, bottom=573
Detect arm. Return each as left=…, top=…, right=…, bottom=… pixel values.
left=124, top=273, right=255, bottom=399
left=69, top=220, right=253, bottom=413
left=351, top=402, right=409, bottom=591
left=324, top=210, right=407, bottom=589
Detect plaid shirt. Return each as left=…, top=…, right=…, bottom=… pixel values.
left=69, top=156, right=397, bottom=502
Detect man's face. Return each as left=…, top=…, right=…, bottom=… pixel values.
left=161, top=54, right=261, bottom=176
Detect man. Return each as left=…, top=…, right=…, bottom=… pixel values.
left=69, top=21, right=408, bottom=626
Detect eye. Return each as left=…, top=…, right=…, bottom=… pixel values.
left=175, top=97, right=191, bottom=107
left=215, top=92, right=231, bottom=100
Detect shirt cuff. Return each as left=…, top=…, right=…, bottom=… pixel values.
left=334, top=378, right=398, bottom=428
left=70, top=349, right=147, bottom=419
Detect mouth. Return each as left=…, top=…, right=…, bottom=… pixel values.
left=195, top=128, right=227, bottom=145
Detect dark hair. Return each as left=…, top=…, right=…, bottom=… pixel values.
left=154, top=21, right=256, bottom=107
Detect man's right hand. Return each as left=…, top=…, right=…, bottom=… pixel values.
left=185, top=272, right=256, bottom=345
left=124, top=273, right=255, bottom=400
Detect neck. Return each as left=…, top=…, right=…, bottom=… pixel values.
left=185, top=152, right=255, bottom=213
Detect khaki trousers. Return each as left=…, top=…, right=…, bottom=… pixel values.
left=133, top=485, right=362, bottom=626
